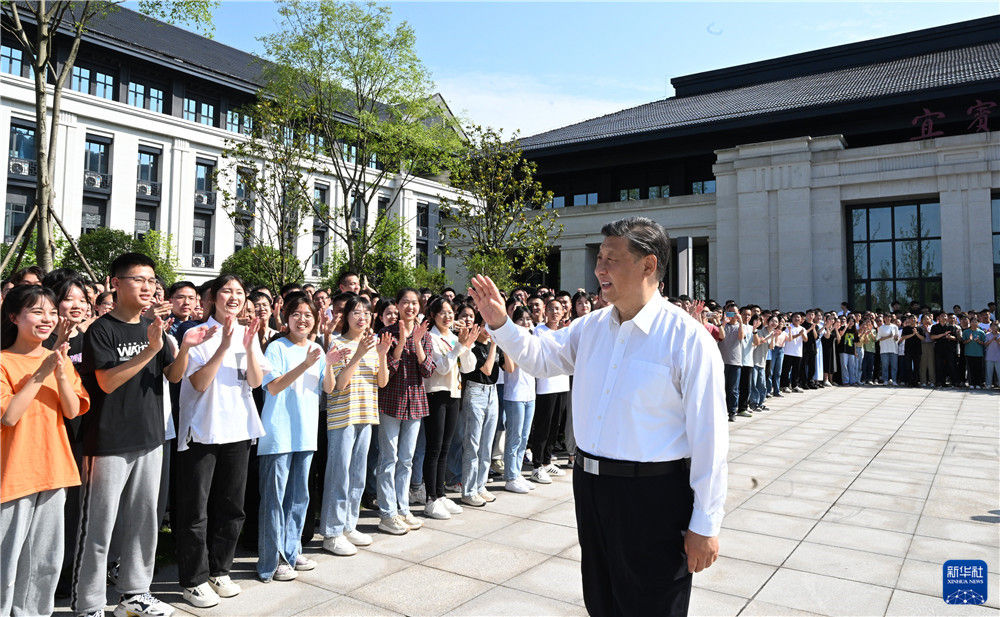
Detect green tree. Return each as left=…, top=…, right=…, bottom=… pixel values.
left=1, top=0, right=217, bottom=271
left=258, top=0, right=463, bottom=276
left=56, top=227, right=179, bottom=282
left=439, top=126, right=562, bottom=292
left=220, top=246, right=304, bottom=292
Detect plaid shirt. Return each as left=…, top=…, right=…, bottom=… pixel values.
left=378, top=323, right=435, bottom=420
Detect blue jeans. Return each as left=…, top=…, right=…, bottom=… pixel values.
left=749, top=366, right=767, bottom=407
left=376, top=414, right=421, bottom=519
left=880, top=352, right=898, bottom=383
left=257, top=451, right=312, bottom=579
left=769, top=348, right=784, bottom=395
left=723, top=365, right=741, bottom=415
left=840, top=353, right=855, bottom=384
left=461, top=382, right=499, bottom=496
left=502, top=399, right=535, bottom=481
left=320, top=424, right=371, bottom=538
left=411, top=424, right=426, bottom=486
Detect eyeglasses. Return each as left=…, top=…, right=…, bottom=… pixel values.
left=118, top=276, right=157, bottom=286
left=350, top=310, right=372, bottom=317
left=289, top=312, right=314, bottom=321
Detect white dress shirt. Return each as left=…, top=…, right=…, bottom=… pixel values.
left=489, top=293, right=728, bottom=537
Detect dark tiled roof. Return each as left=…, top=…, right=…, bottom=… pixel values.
left=520, top=41, right=1000, bottom=152
left=81, top=7, right=269, bottom=90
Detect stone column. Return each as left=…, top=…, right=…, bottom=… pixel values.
left=941, top=185, right=993, bottom=309
left=559, top=245, right=592, bottom=292
left=108, top=131, right=138, bottom=236
left=676, top=236, right=694, bottom=298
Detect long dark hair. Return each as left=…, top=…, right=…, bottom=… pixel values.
left=373, top=299, right=396, bottom=332
left=340, top=295, right=373, bottom=336
left=210, top=274, right=246, bottom=319
left=2, top=285, right=57, bottom=350
left=54, top=277, right=89, bottom=313
left=425, top=296, right=454, bottom=330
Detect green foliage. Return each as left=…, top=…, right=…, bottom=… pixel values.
left=136, top=0, right=219, bottom=37
left=439, top=126, right=561, bottom=291
left=1, top=227, right=69, bottom=280
left=220, top=246, right=304, bottom=292
left=377, top=263, right=451, bottom=300
left=56, top=228, right=179, bottom=283
left=258, top=0, right=464, bottom=275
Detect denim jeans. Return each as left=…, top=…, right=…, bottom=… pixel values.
left=880, top=352, right=898, bottom=383
left=502, top=399, right=535, bottom=481
left=749, top=366, right=767, bottom=407
left=320, top=424, right=371, bottom=538
left=461, top=382, right=499, bottom=496
left=769, top=348, right=784, bottom=395
left=411, top=424, right=426, bottom=487
left=860, top=350, right=874, bottom=383
left=723, top=365, right=741, bottom=415
left=257, top=451, right=312, bottom=580
left=839, top=353, right=855, bottom=385
left=376, top=414, right=421, bottom=519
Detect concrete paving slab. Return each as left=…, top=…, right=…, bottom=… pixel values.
left=445, top=585, right=587, bottom=616
left=349, top=564, right=493, bottom=616
left=687, top=588, right=747, bottom=616
left=804, top=520, right=913, bottom=557
left=503, top=556, right=584, bottom=606
left=783, top=541, right=904, bottom=586
left=482, top=518, right=580, bottom=555
left=821, top=503, right=920, bottom=534
left=754, top=568, right=893, bottom=616
left=884, top=590, right=1000, bottom=616
left=293, top=594, right=405, bottom=616
left=717, top=528, right=800, bottom=566
left=422, top=538, right=551, bottom=584
left=691, top=555, right=776, bottom=598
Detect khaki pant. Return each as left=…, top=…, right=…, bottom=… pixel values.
left=920, top=342, right=936, bottom=384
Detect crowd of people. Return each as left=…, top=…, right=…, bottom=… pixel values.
left=2, top=257, right=998, bottom=617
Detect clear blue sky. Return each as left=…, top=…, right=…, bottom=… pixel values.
left=189, top=1, right=999, bottom=137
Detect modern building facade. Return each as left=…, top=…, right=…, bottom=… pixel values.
left=504, top=16, right=999, bottom=311
left=2, top=8, right=457, bottom=283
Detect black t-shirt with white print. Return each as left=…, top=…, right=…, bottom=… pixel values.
left=79, top=314, right=174, bottom=456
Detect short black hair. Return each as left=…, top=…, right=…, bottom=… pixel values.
left=280, top=282, right=303, bottom=298
left=168, top=281, right=197, bottom=298
left=109, top=252, right=156, bottom=278
left=337, top=271, right=359, bottom=286
left=601, top=216, right=671, bottom=280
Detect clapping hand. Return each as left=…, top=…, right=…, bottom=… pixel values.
left=355, top=328, right=377, bottom=359
left=182, top=324, right=218, bottom=348
left=304, top=345, right=323, bottom=367
left=457, top=324, right=481, bottom=348
left=53, top=316, right=75, bottom=347
left=143, top=301, right=172, bottom=322
left=411, top=318, right=430, bottom=342
left=326, top=344, right=351, bottom=365
left=375, top=332, right=393, bottom=356
left=146, top=315, right=170, bottom=351
left=35, top=342, right=69, bottom=380
left=243, top=317, right=261, bottom=349
left=220, top=314, right=236, bottom=347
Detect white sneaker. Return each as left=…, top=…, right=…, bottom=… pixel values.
left=478, top=488, right=496, bottom=502
left=378, top=515, right=409, bottom=535
left=439, top=497, right=463, bottom=515
left=461, top=493, right=486, bottom=507
left=345, top=529, right=373, bottom=546
left=544, top=463, right=565, bottom=477
left=207, top=575, right=240, bottom=598
left=531, top=467, right=552, bottom=484
left=505, top=479, right=529, bottom=493
left=294, top=555, right=316, bottom=571
left=443, top=482, right=462, bottom=493
left=272, top=563, right=298, bottom=581
left=323, top=534, right=358, bottom=556
left=114, top=592, right=174, bottom=617
left=399, top=511, right=423, bottom=530
left=823, top=380, right=833, bottom=386
left=423, top=498, right=451, bottom=520
left=183, top=582, right=220, bottom=608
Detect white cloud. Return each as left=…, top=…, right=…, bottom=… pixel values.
left=433, top=71, right=652, bottom=138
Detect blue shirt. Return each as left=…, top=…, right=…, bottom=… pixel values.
left=257, top=337, right=326, bottom=455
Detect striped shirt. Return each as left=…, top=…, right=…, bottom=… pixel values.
left=326, top=334, right=380, bottom=430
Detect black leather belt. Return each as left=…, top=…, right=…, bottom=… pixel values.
left=575, top=450, right=689, bottom=477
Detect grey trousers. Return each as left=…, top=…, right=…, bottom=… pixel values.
left=1, top=488, right=66, bottom=617
left=71, top=446, right=162, bottom=615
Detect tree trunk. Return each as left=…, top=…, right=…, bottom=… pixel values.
left=33, top=1, right=53, bottom=271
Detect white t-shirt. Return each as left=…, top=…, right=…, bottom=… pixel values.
left=177, top=316, right=271, bottom=450
left=532, top=323, right=570, bottom=394
left=740, top=325, right=755, bottom=367
left=783, top=326, right=804, bottom=357
left=877, top=324, right=899, bottom=354
left=503, top=365, right=535, bottom=402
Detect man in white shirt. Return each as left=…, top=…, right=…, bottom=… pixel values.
left=876, top=314, right=900, bottom=385
left=470, top=216, right=727, bottom=617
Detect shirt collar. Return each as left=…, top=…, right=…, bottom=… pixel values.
left=609, top=293, right=662, bottom=335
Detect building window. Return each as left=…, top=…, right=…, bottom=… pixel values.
left=192, top=212, right=213, bottom=261
left=848, top=201, right=942, bottom=311
left=549, top=196, right=565, bottom=209
left=649, top=185, right=670, bottom=199
left=378, top=195, right=390, bottom=214
left=94, top=71, right=114, bottom=99
left=312, top=230, right=327, bottom=269
left=9, top=125, right=35, bottom=160
left=81, top=199, right=106, bottom=234
left=195, top=162, right=213, bottom=192
left=341, top=143, right=357, bottom=164
left=573, top=193, right=598, bottom=206
left=134, top=205, right=156, bottom=239
left=183, top=99, right=197, bottom=121
left=1, top=45, right=23, bottom=76
left=148, top=87, right=164, bottom=113
left=199, top=102, right=214, bottom=126
left=137, top=151, right=158, bottom=183
left=127, top=82, right=144, bottom=107
left=4, top=187, right=32, bottom=243
left=184, top=97, right=215, bottom=126
left=84, top=140, right=109, bottom=174
left=70, top=66, right=90, bottom=93
left=691, top=180, right=716, bottom=194
left=619, top=188, right=640, bottom=201
left=693, top=244, right=709, bottom=301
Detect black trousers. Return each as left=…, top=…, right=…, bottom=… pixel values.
left=301, top=399, right=327, bottom=542
left=424, top=391, right=460, bottom=501
left=781, top=355, right=802, bottom=388
left=967, top=356, right=985, bottom=387
left=529, top=392, right=566, bottom=468
left=174, top=440, right=251, bottom=588
left=737, top=366, right=752, bottom=411
left=574, top=458, right=693, bottom=617
left=802, top=346, right=816, bottom=383
left=935, top=350, right=954, bottom=386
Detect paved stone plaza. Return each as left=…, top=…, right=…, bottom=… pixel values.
left=59, top=386, right=999, bottom=616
